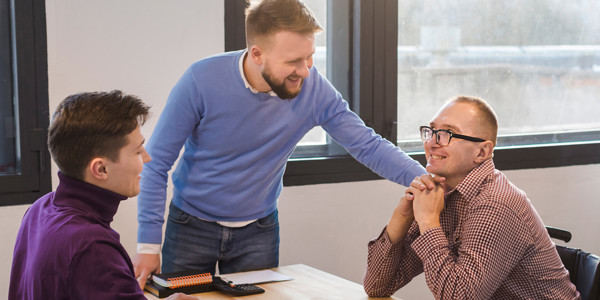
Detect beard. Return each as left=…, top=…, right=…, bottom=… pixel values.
left=261, top=69, right=304, bottom=100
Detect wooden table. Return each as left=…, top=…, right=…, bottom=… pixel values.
left=145, top=264, right=400, bottom=299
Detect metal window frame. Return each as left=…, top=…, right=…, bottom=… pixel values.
left=0, top=0, right=51, bottom=205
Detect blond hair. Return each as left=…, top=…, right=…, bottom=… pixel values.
left=448, top=95, right=499, bottom=146
left=245, top=0, right=322, bottom=48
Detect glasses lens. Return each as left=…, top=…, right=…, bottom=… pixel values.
left=420, top=127, right=432, bottom=141
left=437, top=130, right=451, bottom=145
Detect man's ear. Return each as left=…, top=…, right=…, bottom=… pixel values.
left=88, top=157, right=109, bottom=181
left=249, top=44, right=263, bottom=65
left=475, top=141, right=494, bottom=163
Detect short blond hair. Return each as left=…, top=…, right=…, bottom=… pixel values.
left=448, top=95, right=499, bottom=146
left=245, top=0, right=322, bottom=48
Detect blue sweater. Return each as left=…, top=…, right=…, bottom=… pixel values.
left=138, top=50, right=425, bottom=244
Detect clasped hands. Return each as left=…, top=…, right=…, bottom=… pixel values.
left=387, top=174, right=445, bottom=242
left=408, top=174, right=445, bottom=234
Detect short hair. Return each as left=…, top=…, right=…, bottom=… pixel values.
left=48, top=90, right=150, bottom=180
left=448, top=95, right=499, bottom=146
left=245, top=0, right=322, bottom=48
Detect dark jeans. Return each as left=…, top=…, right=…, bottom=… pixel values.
left=161, top=202, right=279, bottom=274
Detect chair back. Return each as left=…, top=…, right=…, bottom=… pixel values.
left=552, top=235, right=600, bottom=300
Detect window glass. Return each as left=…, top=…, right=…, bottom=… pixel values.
left=296, top=0, right=327, bottom=146
left=0, top=0, right=18, bottom=175
left=396, top=0, right=600, bottom=152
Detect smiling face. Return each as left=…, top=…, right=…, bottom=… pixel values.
left=424, top=101, right=493, bottom=190
left=103, top=125, right=151, bottom=197
left=257, top=30, right=315, bottom=99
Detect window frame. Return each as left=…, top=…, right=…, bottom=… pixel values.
left=225, top=0, right=600, bottom=186
left=0, top=0, right=51, bottom=205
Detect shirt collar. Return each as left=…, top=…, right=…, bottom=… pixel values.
left=447, top=158, right=496, bottom=201
left=239, top=50, right=277, bottom=97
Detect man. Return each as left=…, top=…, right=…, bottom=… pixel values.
left=9, top=91, right=194, bottom=300
left=363, top=96, right=580, bottom=299
left=134, top=0, right=430, bottom=288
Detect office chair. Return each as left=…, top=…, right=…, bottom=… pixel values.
left=546, top=226, right=600, bottom=300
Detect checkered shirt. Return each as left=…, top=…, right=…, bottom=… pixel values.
left=364, top=159, right=580, bottom=299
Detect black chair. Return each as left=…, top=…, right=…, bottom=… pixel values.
left=546, top=226, right=600, bottom=300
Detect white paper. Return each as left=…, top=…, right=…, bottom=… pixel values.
left=219, top=269, right=293, bottom=285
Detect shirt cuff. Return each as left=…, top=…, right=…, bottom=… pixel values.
left=368, top=226, right=404, bottom=257
left=137, top=243, right=161, bottom=254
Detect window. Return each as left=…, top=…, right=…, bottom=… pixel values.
left=0, top=0, right=51, bottom=205
left=225, top=0, right=600, bottom=186
left=396, top=0, right=600, bottom=154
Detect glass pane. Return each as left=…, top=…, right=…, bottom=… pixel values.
left=297, top=0, right=327, bottom=146
left=397, top=0, right=600, bottom=152
left=0, top=0, right=19, bottom=175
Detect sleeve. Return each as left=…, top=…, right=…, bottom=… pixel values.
left=411, top=202, right=531, bottom=300
left=364, top=222, right=424, bottom=297
left=311, top=71, right=426, bottom=186
left=137, top=66, right=203, bottom=244
left=69, top=242, right=146, bottom=300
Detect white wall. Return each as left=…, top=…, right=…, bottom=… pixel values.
left=1, top=1, right=599, bottom=299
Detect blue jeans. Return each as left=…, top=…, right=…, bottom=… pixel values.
left=161, top=202, right=279, bottom=274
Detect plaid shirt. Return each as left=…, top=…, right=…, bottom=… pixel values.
left=364, top=159, right=580, bottom=299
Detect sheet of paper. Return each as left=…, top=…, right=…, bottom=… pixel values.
left=219, top=269, right=293, bottom=285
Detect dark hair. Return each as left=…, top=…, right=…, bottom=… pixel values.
left=48, top=90, right=150, bottom=180
left=450, top=95, right=499, bottom=146
left=245, top=0, right=322, bottom=48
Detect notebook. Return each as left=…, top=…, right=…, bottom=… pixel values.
left=144, top=270, right=266, bottom=298
left=145, top=270, right=216, bottom=298
left=151, top=270, right=212, bottom=288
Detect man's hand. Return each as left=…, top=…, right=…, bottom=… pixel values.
left=133, top=253, right=160, bottom=289
left=386, top=192, right=417, bottom=244
left=412, top=183, right=444, bottom=235
left=411, top=174, right=445, bottom=191
left=165, top=293, right=199, bottom=300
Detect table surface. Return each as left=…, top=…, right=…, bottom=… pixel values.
left=144, top=264, right=400, bottom=299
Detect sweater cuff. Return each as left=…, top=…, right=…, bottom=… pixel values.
left=137, top=221, right=163, bottom=245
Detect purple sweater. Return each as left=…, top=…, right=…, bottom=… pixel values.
left=9, top=172, right=146, bottom=299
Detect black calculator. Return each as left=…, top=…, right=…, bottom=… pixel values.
left=213, top=276, right=265, bottom=296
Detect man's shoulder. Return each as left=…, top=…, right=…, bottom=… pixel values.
left=189, top=50, right=243, bottom=70
left=473, top=170, right=529, bottom=209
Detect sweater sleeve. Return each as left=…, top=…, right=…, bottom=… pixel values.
left=311, top=71, right=426, bottom=186
left=69, top=242, right=146, bottom=300
left=137, top=66, right=202, bottom=244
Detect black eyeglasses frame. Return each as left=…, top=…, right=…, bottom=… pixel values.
left=419, top=126, right=487, bottom=146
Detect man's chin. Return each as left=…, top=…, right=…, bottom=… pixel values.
left=275, top=87, right=301, bottom=100
left=425, top=164, right=441, bottom=175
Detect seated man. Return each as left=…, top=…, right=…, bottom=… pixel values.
left=363, top=96, right=580, bottom=299
left=9, top=91, right=195, bottom=299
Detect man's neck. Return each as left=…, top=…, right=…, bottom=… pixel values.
left=243, top=52, right=271, bottom=93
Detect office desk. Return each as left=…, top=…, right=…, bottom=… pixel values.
left=145, top=264, right=400, bottom=299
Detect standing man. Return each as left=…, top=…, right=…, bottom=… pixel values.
left=363, top=96, right=579, bottom=299
left=134, top=0, right=428, bottom=287
left=9, top=91, right=195, bottom=300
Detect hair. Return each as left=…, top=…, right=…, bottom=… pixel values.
left=48, top=90, right=150, bottom=180
left=245, top=0, right=322, bottom=48
left=449, top=95, right=499, bottom=146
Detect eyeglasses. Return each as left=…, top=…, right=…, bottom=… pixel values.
left=420, top=126, right=486, bottom=146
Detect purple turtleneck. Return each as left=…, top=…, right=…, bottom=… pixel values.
left=9, top=172, right=146, bottom=299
